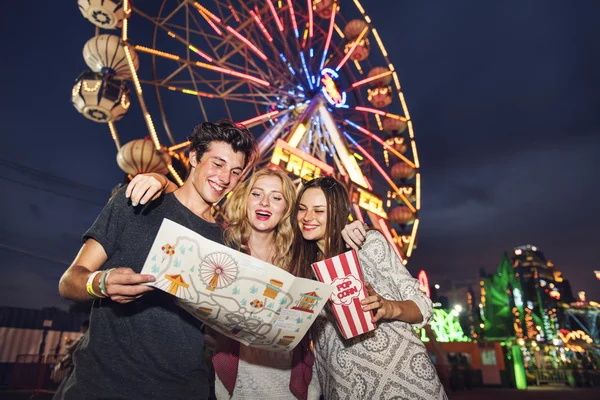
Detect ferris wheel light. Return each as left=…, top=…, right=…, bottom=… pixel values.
left=320, top=5, right=337, bottom=70
left=266, top=0, right=285, bottom=32
left=195, top=62, right=270, bottom=86
left=193, top=2, right=221, bottom=23
left=355, top=106, right=385, bottom=116
left=353, top=60, right=363, bottom=74
left=240, top=111, right=281, bottom=127
left=353, top=0, right=366, bottom=14
left=108, top=121, right=121, bottom=150
left=410, top=140, right=420, bottom=169
left=134, top=45, right=180, bottom=61
left=228, top=5, right=241, bottom=23
left=375, top=114, right=383, bottom=130
left=345, top=120, right=415, bottom=168
left=399, top=92, right=411, bottom=120
left=188, top=45, right=213, bottom=62
left=122, top=18, right=128, bottom=42
left=392, top=71, right=401, bottom=91
left=371, top=28, right=388, bottom=57
left=320, top=69, right=346, bottom=108
left=307, top=0, right=314, bottom=37
left=287, top=0, right=300, bottom=37
left=225, top=26, right=268, bottom=61
left=167, top=164, right=184, bottom=186
left=406, top=220, right=419, bottom=257
left=416, top=173, right=421, bottom=210
left=250, top=10, right=274, bottom=42
left=194, top=5, right=222, bottom=35
left=336, top=25, right=369, bottom=71
left=351, top=70, right=393, bottom=88
left=334, top=24, right=345, bottom=39
left=169, top=141, right=191, bottom=152
left=300, top=52, right=314, bottom=90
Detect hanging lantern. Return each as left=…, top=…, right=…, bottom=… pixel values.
left=116, top=138, right=171, bottom=176
left=83, top=34, right=138, bottom=79
left=71, top=71, right=130, bottom=123
left=77, top=0, right=131, bottom=29
left=391, top=162, right=415, bottom=180
left=343, top=20, right=370, bottom=62
left=383, top=117, right=407, bottom=134
left=398, top=184, right=417, bottom=203
left=77, top=0, right=129, bottom=29
left=366, top=67, right=392, bottom=108
left=368, top=87, right=392, bottom=108
left=385, top=136, right=408, bottom=154
left=389, top=206, right=415, bottom=226
left=314, top=0, right=335, bottom=19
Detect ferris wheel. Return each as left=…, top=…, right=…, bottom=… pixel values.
left=73, top=0, right=421, bottom=262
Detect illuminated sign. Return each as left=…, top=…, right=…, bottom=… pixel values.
left=559, top=329, right=593, bottom=352
left=416, top=309, right=470, bottom=343
left=351, top=187, right=387, bottom=219
left=270, top=139, right=334, bottom=179
left=320, top=68, right=346, bottom=108
left=417, top=270, right=431, bottom=298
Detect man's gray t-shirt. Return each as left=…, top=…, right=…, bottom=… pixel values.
left=60, top=189, right=224, bottom=400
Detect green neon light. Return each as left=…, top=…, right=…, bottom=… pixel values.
left=511, top=345, right=527, bottom=390
left=416, top=309, right=470, bottom=343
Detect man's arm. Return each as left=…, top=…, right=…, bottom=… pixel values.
left=59, top=239, right=156, bottom=304
left=126, top=173, right=177, bottom=206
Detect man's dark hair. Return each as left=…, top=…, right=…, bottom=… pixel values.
left=188, top=119, right=257, bottom=169
left=81, top=319, right=90, bottom=328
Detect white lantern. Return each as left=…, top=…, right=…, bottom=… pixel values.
left=77, top=0, right=129, bottom=29
left=83, top=35, right=138, bottom=79
left=71, top=71, right=130, bottom=123
left=117, top=138, right=171, bottom=176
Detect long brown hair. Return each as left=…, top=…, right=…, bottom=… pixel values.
left=288, top=176, right=352, bottom=279
left=224, top=168, right=296, bottom=269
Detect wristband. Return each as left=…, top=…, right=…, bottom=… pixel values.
left=99, top=268, right=115, bottom=297
left=86, top=271, right=105, bottom=299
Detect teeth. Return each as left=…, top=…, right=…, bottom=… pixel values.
left=256, top=211, right=271, bottom=216
left=209, top=181, right=224, bottom=191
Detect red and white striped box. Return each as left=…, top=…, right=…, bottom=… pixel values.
left=311, top=250, right=376, bottom=339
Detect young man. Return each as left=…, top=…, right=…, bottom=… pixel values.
left=56, top=120, right=257, bottom=400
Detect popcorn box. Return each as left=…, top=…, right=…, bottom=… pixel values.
left=311, top=250, right=376, bottom=339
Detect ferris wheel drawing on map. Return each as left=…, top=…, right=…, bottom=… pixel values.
left=74, top=0, right=421, bottom=263
left=199, top=252, right=239, bottom=291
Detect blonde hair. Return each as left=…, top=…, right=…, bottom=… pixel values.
left=224, top=168, right=297, bottom=270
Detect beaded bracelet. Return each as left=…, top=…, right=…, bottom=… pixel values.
left=99, top=268, right=115, bottom=297
left=86, top=271, right=105, bottom=299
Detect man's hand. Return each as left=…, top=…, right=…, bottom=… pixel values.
left=125, top=173, right=171, bottom=206
left=341, top=220, right=367, bottom=250
left=104, top=268, right=156, bottom=304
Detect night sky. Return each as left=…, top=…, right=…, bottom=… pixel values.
left=1, top=0, right=599, bottom=310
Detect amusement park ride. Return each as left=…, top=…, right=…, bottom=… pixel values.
left=71, top=0, right=421, bottom=262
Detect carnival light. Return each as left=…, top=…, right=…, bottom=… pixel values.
left=266, top=0, right=284, bottom=32
left=320, top=5, right=337, bottom=70
left=226, top=26, right=268, bottom=61
left=250, top=10, right=273, bottom=42
left=351, top=70, right=393, bottom=88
